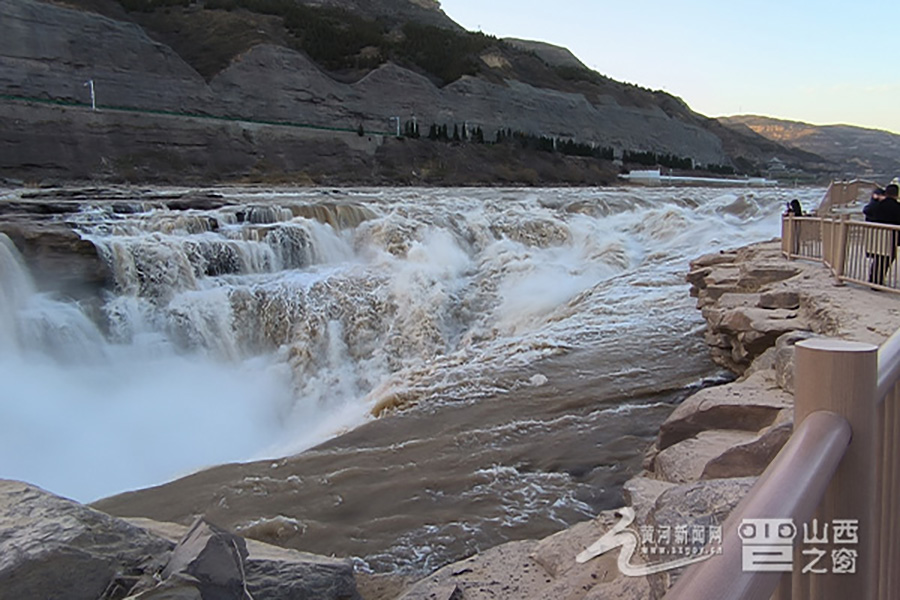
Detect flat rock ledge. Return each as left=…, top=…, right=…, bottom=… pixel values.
left=385, top=240, right=900, bottom=600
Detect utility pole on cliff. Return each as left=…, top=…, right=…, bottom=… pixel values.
left=84, top=79, right=95, bottom=111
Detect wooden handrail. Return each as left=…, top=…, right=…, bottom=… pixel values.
left=663, top=411, right=851, bottom=600
left=877, top=327, right=900, bottom=402
left=781, top=214, right=900, bottom=293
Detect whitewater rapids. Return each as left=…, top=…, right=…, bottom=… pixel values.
left=1, top=186, right=820, bottom=569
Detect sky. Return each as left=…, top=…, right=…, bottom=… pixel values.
left=439, top=0, right=900, bottom=134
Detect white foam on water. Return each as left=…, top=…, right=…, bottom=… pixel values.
left=0, top=350, right=293, bottom=501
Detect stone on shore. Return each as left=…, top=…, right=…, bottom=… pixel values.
left=656, top=370, right=792, bottom=451
left=622, top=476, right=678, bottom=524
left=701, top=410, right=793, bottom=480
left=644, top=477, right=758, bottom=596
left=654, top=429, right=760, bottom=483
left=0, top=480, right=361, bottom=600
left=0, top=480, right=173, bottom=600
left=128, top=517, right=361, bottom=600
left=156, top=518, right=250, bottom=600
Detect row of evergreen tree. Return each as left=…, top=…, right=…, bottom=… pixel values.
left=411, top=123, right=615, bottom=160
left=398, top=123, right=739, bottom=173
left=704, top=163, right=737, bottom=175
left=622, top=150, right=693, bottom=170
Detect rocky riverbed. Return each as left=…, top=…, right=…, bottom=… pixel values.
left=4, top=237, right=899, bottom=599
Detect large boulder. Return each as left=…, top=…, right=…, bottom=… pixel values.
left=0, top=480, right=361, bottom=600
left=645, top=477, right=757, bottom=597
left=0, top=480, right=173, bottom=600
left=773, top=330, right=818, bottom=393
left=127, top=518, right=361, bottom=600
left=701, top=410, right=792, bottom=479
left=156, top=518, right=250, bottom=600
left=622, top=476, right=678, bottom=525
left=654, top=430, right=760, bottom=483
left=656, top=370, right=792, bottom=451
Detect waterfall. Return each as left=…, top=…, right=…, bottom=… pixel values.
left=0, top=187, right=823, bottom=502
left=0, top=233, right=35, bottom=356
left=0, top=233, right=106, bottom=361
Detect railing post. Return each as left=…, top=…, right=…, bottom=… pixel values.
left=794, top=339, right=878, bottom=599
left=782, top=215, right=792, bottom=257
left=877, top=390, right=897, bottom=599
left=833, top=215, right=849, bottom=281
left=821, top=217, right=831, bottom=266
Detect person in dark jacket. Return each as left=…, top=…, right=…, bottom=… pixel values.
left=785, top=199, right=803, bottom=216
left=863, top=184, right=900, bottom=285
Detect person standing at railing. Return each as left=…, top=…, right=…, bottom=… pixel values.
left=783, top=199, right=804, bottom=256
left=784, top=199, right=803, bottom=216
left=863, top=184, right=900, bottom=285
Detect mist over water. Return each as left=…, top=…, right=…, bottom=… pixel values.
left=0, top=186, right=821, bottom=504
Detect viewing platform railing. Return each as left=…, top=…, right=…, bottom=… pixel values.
left=782, top=214, right=900, bottom=293
left=814, top=179, right=879, bottom=215
left=662, top=215, right=900, bottom=600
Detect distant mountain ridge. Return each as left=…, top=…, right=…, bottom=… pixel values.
left=719, top=115, right=900, bottom=181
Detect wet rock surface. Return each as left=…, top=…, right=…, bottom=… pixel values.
left=0, top=480, right=173, bottom=600
left=0, top=481, right=361, bottom=600
left=0, top=219, right=109, bottom=298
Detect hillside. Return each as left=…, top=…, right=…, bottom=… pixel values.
left=0, top=0, right=838, bottom=184
left=720, top=115, right=900, bottom=181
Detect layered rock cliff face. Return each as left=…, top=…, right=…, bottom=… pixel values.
left=209, top=42, right=726, bottom=159
left=0, top=0, right=737, bottom=182
left=0, top=0, right=212, bottom=113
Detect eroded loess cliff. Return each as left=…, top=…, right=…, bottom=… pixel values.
left=0, top=0, right=742, bottom=183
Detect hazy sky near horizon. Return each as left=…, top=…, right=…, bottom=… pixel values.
left=439, top=0, right=900, bottom=134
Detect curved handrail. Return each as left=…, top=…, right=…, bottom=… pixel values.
left=877, top=326, right=900, bottom=402
left=663, top=410, right=852, bottom=600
